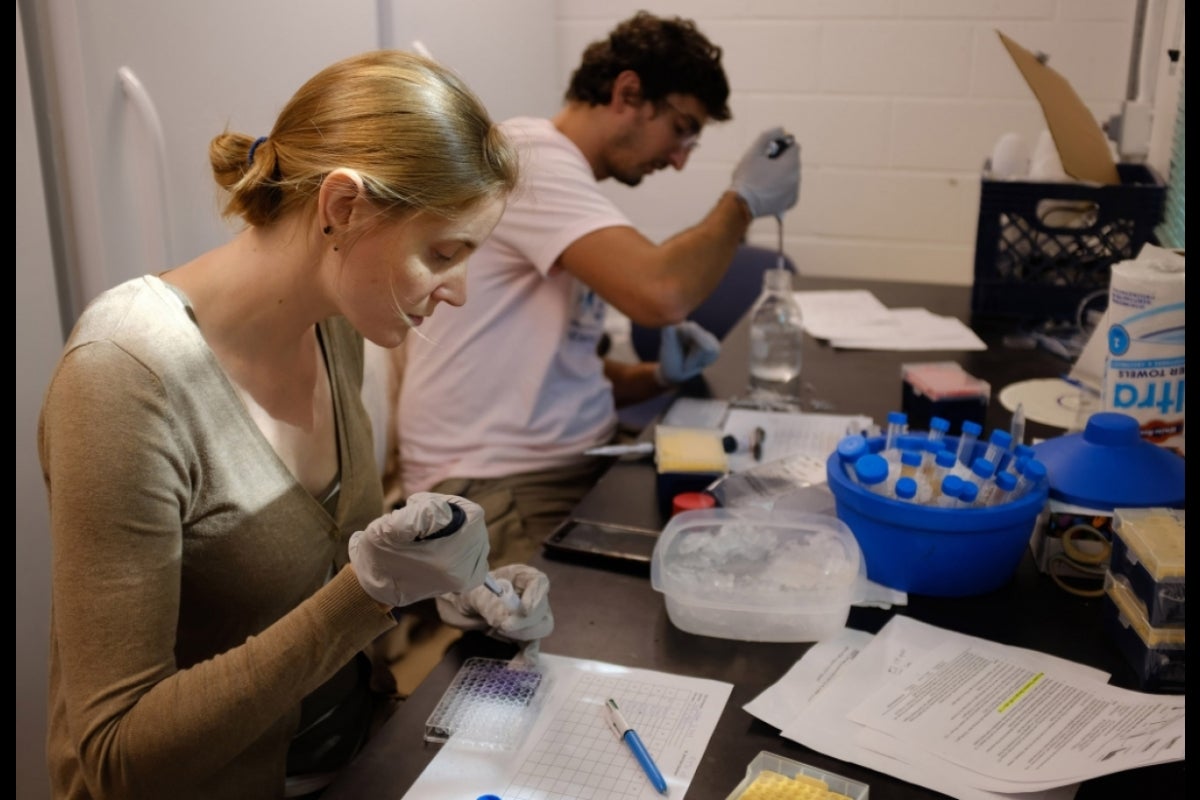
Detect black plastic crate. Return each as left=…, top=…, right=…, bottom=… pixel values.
left=971, top=163, right=1165, bottom=322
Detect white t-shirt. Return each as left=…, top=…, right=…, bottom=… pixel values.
left=398, top=118, right=633, bottom=494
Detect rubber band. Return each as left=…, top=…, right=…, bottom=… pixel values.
left=1048, top=553, right=1106, bottom=598
left=1060, top=524, right=1111, bottom=566
left=248, top=136, right=268, bottom=166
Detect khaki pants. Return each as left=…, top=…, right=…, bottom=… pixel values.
left=431, top=460, right=609, bottom=567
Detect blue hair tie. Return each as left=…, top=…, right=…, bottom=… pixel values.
left=248, top=136, right=268, bottom=166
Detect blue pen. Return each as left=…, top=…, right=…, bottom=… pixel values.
left=605, top=698, right=668, bottom=795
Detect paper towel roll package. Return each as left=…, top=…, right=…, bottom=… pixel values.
left=1102, top=254, right=1185, bottom=456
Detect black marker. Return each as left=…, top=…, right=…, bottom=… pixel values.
left=765, top=134, right=795, bottom=159
left=752, top=427, right=766, bottom=461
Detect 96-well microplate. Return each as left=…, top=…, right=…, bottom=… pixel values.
left=424, top=657, right=545, bottom=750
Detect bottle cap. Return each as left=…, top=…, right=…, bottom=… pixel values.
left=672, top=491, right=716, bottom=516
left=960, top=420, right=983, bottom=436
left=895, top=476, right=918, bottom=500
left=901, top=451, right=922, bottom=468
left=887, top=411, right=907, bottom=426
left=935, top=449, right=957, bottom=468
left=930, top=416, right=951, bottom=433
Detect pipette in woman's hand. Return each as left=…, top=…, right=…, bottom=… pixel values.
left=412, top=499, right=511, bottom=603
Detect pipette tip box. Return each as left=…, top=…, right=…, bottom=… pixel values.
left=424, top=657, right=547, bottom=750
left=1102, top=572, right=1185, bottom=693
left=900, top=362, right=989, bottom=434
left=655, top=425, right=729, bottom=518
left=726, top=751, right=869, bottom=800
left=1109, top=507, right=1185, bottom=627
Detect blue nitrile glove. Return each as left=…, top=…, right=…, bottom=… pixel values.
left=729, top=127, right=801, bottom=219
left=655, top=321, right=721, bottom=386
left=349, top=492, right=490, bottom=609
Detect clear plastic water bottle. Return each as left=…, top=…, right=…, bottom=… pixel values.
left=747, top=268, right=804, bottom=400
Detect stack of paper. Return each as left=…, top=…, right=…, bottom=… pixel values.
left=744, top=617, right=1185, bottom=799
left=795, top=290, right=987, bottom=351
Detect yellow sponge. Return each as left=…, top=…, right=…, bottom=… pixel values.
left=655, top=425, right=728, bottom=473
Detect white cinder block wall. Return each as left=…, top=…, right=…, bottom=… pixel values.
left=554, top=0, right=1144, bottom=287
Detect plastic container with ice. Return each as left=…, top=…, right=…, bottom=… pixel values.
left=650, top=509, right=863, bottom=642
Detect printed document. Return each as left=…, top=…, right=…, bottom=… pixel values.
left=745, top=617, right=1132, bottom=800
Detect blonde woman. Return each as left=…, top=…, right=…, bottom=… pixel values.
left=39, top=51, right=549, bottom=799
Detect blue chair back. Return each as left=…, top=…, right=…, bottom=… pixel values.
left=629, top=243, right=796, bottom=361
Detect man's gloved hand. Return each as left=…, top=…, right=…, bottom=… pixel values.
left=437, top=564, right=553, bottom=663
left=655, top=321, right=720, bottom=386
left=729, top=127, right=801, bottom=219
left=348, top=492, right=490, bottom=609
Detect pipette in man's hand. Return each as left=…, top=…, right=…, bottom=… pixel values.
left=764, top=134, right=795, bottom=158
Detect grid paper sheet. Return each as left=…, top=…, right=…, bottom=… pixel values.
left=402, top=654, right=732, bottom=800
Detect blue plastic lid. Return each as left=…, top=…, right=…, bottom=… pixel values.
left=995, top=471, right=1017, bottom=491
left=896, top=434, right=923, bottom=452
left=901, top=451, right=922, bottom=468
left=930, top=416, right=950, bottom=433
left=855, top=453, right=888, bottom=486
left=836, top=434, right=868, bottom=462
left=924, top=439, right=943, bottom=454
left=988, top=429, right=1012, bottom=448
left=1021, top=459, right=1046, bottom=480
left=895, top=476, right=918, bottom=500
left=971, top=457, right=996, bottom=479
left=959, top=482, right=979, bottom=503
left=1030, top=412, right=1185, bottom=509
left=935, top=449, right=957, bottom=468
left=1014, top=443, right=1036, bottom=460
left=941, top=474, right=963, bottom=496
left=960, top=420, right=982, bottom=436
left=887, top=411, right=907, bottom=425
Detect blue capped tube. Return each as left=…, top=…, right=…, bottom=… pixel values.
left=927, top=416, right=950, bottom=447
left=894, top=476, right=918, bottom=503
left=956, top=420, right=982, bottom=466
left=936, top=474, right=964, bottom=507
left=983, top=429, right=1013, bottom=470
left=981, top=469, right=1018, bottom=507
left=1012, top=458, right=1047, bottom=498
left=836, top=434, right=868, bottom=482
left=957, top=480, right=980, bottom=508
left=854, top=453, right=890, bottom=496
left=884, top=411, right=908, bottom=451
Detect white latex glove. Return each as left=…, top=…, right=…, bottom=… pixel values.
left=348, top=492, right=490, bottom=609
left=437, top=564, right=554, bottom=663
left=729, top=127, right=801, bottom=219
left=655, top=321, right=721, bottom=386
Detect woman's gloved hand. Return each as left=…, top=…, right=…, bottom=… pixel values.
left=655, top=321, right=721, bottom=386
left=436, top=564, right=554, bottom=663
left=348, top=492, right=490, bottom=609
left=729, top=126, right=801, bottom=219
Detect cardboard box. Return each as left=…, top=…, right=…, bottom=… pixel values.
left=996, top=30, right=1119, bottom=185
